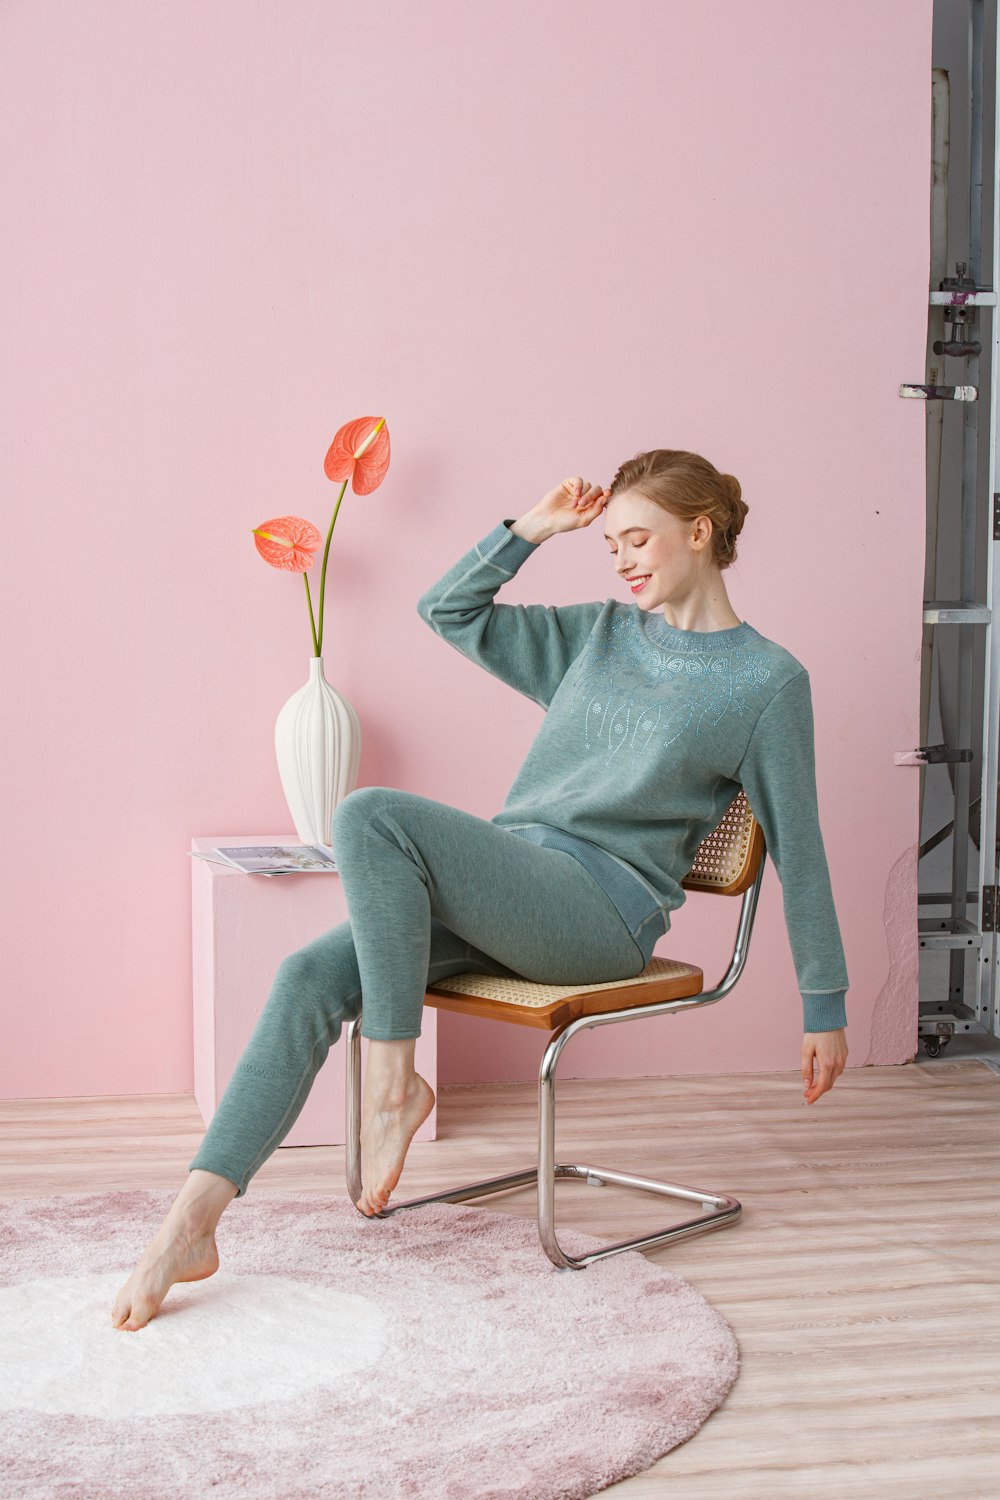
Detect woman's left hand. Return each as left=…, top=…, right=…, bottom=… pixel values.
left=801, top=1027, right=848, bottom=1104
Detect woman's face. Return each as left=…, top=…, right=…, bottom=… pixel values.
left=603, top=490, right=710, bottom=611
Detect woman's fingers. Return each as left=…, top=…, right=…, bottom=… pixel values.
left=544, top=477, right=610, bottom=526
left=565, top=477, right=609, bottom=509
left=802, top=1029, right=848, bottom=1102
left=802, top=1041, right=830, bottom=1102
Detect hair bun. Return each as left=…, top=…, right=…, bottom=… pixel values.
left=721, top=474, right=747, bottom=537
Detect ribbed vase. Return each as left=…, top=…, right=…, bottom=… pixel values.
left=274, top=656, right=361, bottom=848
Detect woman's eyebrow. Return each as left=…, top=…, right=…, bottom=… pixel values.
left=604, top=527, right=649, bottom=541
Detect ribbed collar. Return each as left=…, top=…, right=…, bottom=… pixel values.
left=643, top=611, right=756, bottom=651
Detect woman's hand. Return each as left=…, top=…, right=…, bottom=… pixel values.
left=510, top=477, right=610, bottom=543
left=541, top=476, right=611, bottom=531
left=801, top=1028, right=848, bottom=1104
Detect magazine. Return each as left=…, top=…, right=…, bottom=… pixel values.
left=189, top=844, right=339, bottom=876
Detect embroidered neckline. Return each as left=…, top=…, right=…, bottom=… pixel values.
left=643, top=612, right=755, bottom=650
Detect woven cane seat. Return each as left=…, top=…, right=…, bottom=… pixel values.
left=425, top=955, right=704, bottom=1030
left=423, top=790, right=763, bottom=1031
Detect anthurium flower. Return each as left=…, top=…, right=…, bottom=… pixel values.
left=251, top=516, right=323, bottom=572
left=252, top=416, right=390, bottom=658
left=323, top=416, right=390, bottom=494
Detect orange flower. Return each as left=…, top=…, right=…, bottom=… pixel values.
left=323, top=416, right=390, bottom=494
left=251, top=416, right=390, bottom=658
left=251, top=516, right=323, bottom=573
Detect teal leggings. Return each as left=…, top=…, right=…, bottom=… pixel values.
left=188, top=786, right=646, bottom=1197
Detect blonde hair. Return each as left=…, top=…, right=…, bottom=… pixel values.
left=607, top=449, right=749, bottom=571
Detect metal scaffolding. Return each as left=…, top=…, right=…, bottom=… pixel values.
left=912, top=0, right=1000, bottom=1054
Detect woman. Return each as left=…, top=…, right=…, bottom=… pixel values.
left=112, top=449, right=849, bottom=1331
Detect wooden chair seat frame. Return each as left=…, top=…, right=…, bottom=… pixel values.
left=345, top=793, right=767, bottom=1270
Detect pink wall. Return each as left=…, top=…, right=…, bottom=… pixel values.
left=0, top=0, right=932, bottom=1098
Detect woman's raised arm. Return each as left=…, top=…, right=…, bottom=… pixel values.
left=415, top=478, right=609, bottom=708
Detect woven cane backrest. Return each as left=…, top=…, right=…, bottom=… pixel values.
left=680, top=788, right=764, bottom=897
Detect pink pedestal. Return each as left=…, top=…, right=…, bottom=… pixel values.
left=190, top=835, right=437, bottom=1147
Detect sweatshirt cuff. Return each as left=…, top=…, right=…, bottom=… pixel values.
left=802, top=990, right=847, bottom=1032
left=473, top=518, right=540, bottom=575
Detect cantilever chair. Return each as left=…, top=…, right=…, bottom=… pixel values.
left=345, top=789, right=767, bottom=1269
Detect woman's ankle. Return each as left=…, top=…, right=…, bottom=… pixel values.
left=364, top=1038, right=419, bottom=1105
left=170, top=1169, right=239, bottom=1234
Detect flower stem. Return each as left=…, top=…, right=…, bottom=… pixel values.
left=304, top=574, right=320, bottom=656
left=317, top=480, right=349, bottom=656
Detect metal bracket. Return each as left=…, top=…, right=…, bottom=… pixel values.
left=983, top=885, right=999, bottom=932
left=899, top=383, right=978, bottom=401
left=933, top=263, right=982, bottom=356
left=894, top=744, right=974, bottom=765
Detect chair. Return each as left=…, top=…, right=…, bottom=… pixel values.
left=345, top=789, right=767, bottom=1269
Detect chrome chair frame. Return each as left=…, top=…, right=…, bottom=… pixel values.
left=344, top=805, right=767, bottom=1270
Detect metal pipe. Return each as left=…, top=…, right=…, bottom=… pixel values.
left=921, top=67, right=951, bottom=844
left=976, top=0, right=1000, bottom=1034
left=946, top=2, right=986, bottom=1009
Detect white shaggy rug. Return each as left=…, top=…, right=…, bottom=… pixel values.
left=0, top=1189, right=740, bottom=1498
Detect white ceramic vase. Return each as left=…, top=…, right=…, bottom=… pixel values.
left=274, top=656, right=361, bottom=848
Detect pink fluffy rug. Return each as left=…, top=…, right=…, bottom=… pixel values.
left=0, top=1189, right=740, bottom=1498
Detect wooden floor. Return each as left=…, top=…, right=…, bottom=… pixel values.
left=2, top=1056, right=998, bottom=1499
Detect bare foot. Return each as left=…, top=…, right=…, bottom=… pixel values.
left=111, top=1221, right=220, bottom=1331
left=357, top=1073, right=435, bottom=1216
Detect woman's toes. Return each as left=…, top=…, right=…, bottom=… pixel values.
left=355, top=1181, right=389, bottom=1217
left=111, top=1278, right=142, bottom=1329
left=111, top=1290, right=149, bottom=1331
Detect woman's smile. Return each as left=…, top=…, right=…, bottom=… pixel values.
left=626, top=574, right=652, bottom=594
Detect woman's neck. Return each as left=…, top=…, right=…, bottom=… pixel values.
left=656, top=583, right=742, bottom=633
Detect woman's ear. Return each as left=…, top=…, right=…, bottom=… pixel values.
left=691, top=515, right=713, bottom=549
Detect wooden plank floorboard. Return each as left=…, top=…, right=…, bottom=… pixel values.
left=0, top=1058, right=996, bottom=1498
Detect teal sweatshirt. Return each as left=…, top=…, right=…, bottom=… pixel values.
left=417, top=518, right=849, bottom=1032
